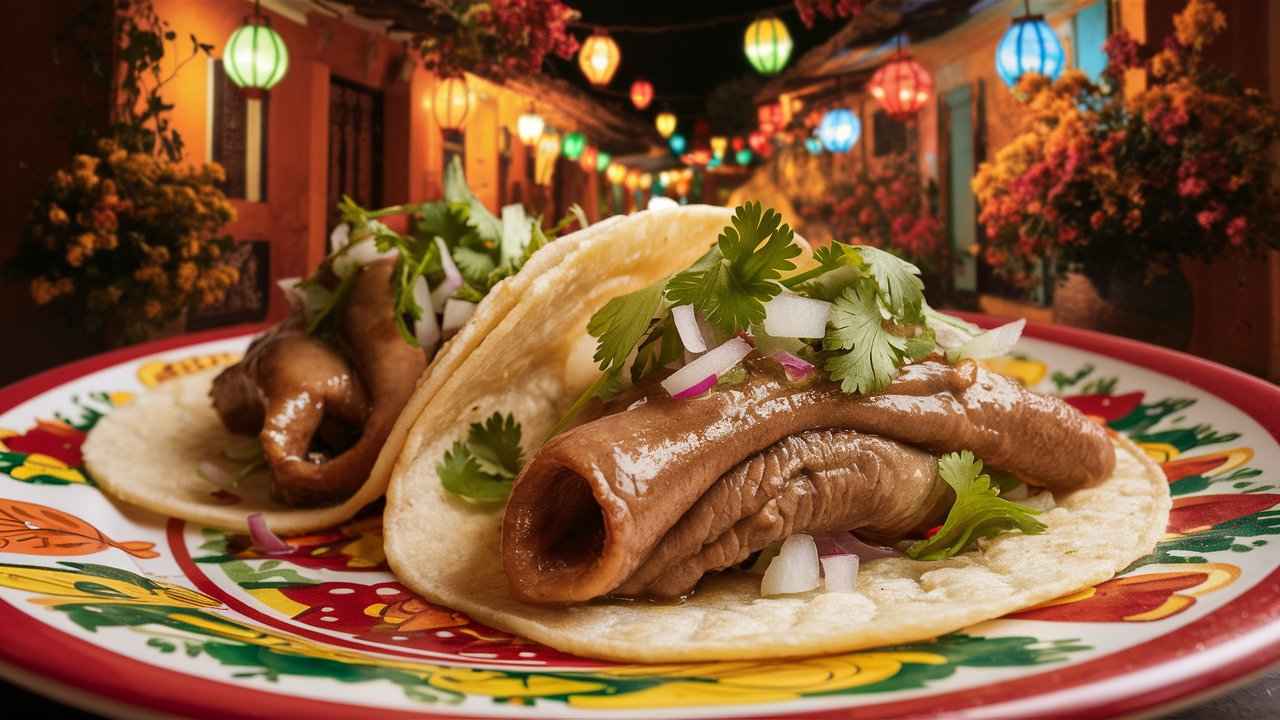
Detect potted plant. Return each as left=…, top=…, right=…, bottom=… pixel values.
left=8, top=0, right=238, bottom=347
left=971, top=0, right=1279, bottom=348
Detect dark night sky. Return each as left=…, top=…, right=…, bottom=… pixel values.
left=543, top=1, right=847, bottom=131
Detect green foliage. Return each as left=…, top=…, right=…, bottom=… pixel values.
left=438, top=413, right=524, bottom=503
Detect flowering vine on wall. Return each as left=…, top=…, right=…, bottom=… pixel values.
left=415, top=0, right=580, bottom=80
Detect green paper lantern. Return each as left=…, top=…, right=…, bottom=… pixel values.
left=223, top=16, right=289, bottom=95
left=562, top=132, right=587, bottom=161
left=744, top=16, right=793, bottom=76
left=735, top=148, right=754, bottom=165
left=596, top=151, right=612, bottom=172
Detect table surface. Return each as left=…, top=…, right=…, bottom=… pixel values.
left=3, top=668, right=1278, bottom=718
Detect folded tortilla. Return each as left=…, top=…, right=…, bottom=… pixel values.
left=383, top=205, right=1170, bottom=662
left=82, top=215, right=628, bottom=535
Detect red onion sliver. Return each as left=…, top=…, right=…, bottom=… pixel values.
left=672, top=374, right=716, bottom=399
left=430, top=237, right=463, bottom=311
left=247, top=513, right=292, bottom=555
left=815, top=531, right=901, bottom=560
left=197, top=461, right=236, bottom=490
left=954, top=318, right=1026, bottom=360
left=771, top=350, right=815, bottom=380
left=671, top=304, right=707, bottom=353
left=412, top=276, right=441, bottom=351
left=660, top=336, right=753, bottom=398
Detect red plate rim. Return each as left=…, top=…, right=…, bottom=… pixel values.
left=0, top=316, right=1277, bottom=720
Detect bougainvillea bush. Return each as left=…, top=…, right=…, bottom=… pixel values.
left=971, top=0, right=1280, bottom=291
left=415, top=0, right=580, bottom=80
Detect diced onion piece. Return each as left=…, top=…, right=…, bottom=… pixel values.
left=413, top=276, right=441, bottom=352
left=197, top=461, right=236, bottom=490
left=1003, top=482, right=1030, bottom=500
left=660, top=336, right=753, bottom=398
left=672, top=374, right=716, bottom=400
left=222, top=437, right=261, bottom=462
left=329, top=223, right=351, bottom=253
left=927, top=309, right=982, bottom=349
left=953, top=319, right=1026, bottom=360
left=761, top=534, right=820, bottom=596
left=442, top=298, right=476, bottom=335
left=820, top=554, right=860, bottom=593
left=772, top=351, right=815, bottom=380
left=247, top=513, right=292, bottom=555
left=763, top=292, right=832, bottom=339
left=277, top=277, right=305, bottom=310
left=1020, top=491, right=1057, bottom=511
left=333, top=239, right=397, bottom=279
left=671, top=305, right=707, bottom=353
left=430, top=237, right=463, bottom=311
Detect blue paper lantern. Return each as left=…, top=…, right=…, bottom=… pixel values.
left=995, top=14, right=1065, bottom=87
left=669, top=133, right=687, bottom=155
left=816, top=109, right=860, bottom=153
left=804, top=136, right=823, bottom=155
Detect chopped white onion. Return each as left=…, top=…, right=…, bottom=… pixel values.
left=953, top=319, right=1026, bottom=360
left=660, top=336, right=753, bottom=398
left=247, top=513, right=292, bottom=555
left=761, top=534, right=820, bottom=596
left=926, top=308, right=982, bottom=349
left=763, top=292, right=832, bottom=339
left=820, top=554, right=860, bottom=593
left=1002, top=482, right=1030, bottom=500
left=277, top=277, right=305, bottom=310
left=329, top=223, right=351, bottom=253
left=197, top=461, right=237, bottom=490
left=671, top=305, right=707, bottom=353
left=1020, top=491, right=1057, bottom=511
left=333, top=239, right=397, bottom=279
left=647, top=196, right=679, bottom=210
left=431, top=237, right=463, bottom=311
left=413, top=276, right=441, bottom=352
left=442, top=298, right=476, bottom=335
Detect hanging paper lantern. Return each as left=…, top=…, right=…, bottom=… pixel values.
left=804, top=136, right=823, bottom=155
left=756, top=102, right=784, bottom=133
left=735, top=148, right=754, bottom=165
left=580, top=146, right=598, bottom=172
left=630, top=79, right=654, bottom=110
left=562, top=131, right=586, bottom=161
left=868, top=54, right=934, bottom=119
left=817, top=108, right=860, bottom=153
left=432, top=76, right=470, bottom=130
left=639, top=173, right=653, bottom=191
left=710, top=136, right=728, bottom=159
left=668, top=133, right=687, bottom=155
left=743, top=16, right=793, bottom=76
left=516, top=111, right=544, bottom=145
left=625, top=170, right=641, bottom=191
left=995, top=12, right=1065, bottom=87
left=579, top=32, right=621, bottom=86
left=606, top=162, right=627, bottom=185
left=748, top=131, right=769, bottom=154
left=534, top=133, right=561, bottom=186
left=596, top=151, right=612, bottom=172
left=538, top=132, right=561, bottom=158
left=223, top=12, right=289, bottom=96
left=655, top=112, right=677, bottom=139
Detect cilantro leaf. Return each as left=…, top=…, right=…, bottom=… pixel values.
left=444, top=156, right=502, bottom=243
left=587, top=280, right=667, bottom=372
left=855, top=246, right=925, bottom=324
left=666, top=202, right=800, bottom=333
left=437, top=412, right=524, bottom=503
left=906, top=451, right=1047, bottom=561
left=630, top=316, right=683, bottom=385
left=452, top=246, right=497, bottom=285
left=823, top=280, right=910, bottom=394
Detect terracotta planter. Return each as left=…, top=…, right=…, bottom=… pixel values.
left=1052, top=267, right=1193, bottom=350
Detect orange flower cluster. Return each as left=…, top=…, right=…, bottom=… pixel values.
left=971, top=0, right=1279, bottom=289
left=15, top=137, right=239, bottom=341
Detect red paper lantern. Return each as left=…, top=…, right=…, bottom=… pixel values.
left=867, top=54, right=934, bottom=119
left=756, top=102, right=783, bottom=133
left=731, top=136, right=746, bottom=152
left=580, top=146, right=598, bottom=172
left=630, top=79, right=654, bottom=110
left=748, top=130, right=768, bottom=154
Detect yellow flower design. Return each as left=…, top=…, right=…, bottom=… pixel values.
left=6, top=453, right=89, bottom=485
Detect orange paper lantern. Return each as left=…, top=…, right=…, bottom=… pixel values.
left=630, top=79, right=654, bottom=110
left=578, top=33, right=621, bottom=86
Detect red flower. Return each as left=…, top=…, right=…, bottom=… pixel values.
left=1104, top=30, right=1142, bottom=79
left=1196, top=204, right=1225, bottom=229
left=1226, top=216, right=1248, bottom=246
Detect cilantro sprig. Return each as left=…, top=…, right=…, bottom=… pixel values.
left=437, top=412, right=524, bottom=503
left=905, top=451, right=1047, bottom=561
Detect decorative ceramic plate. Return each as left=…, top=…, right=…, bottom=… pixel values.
left=1, top=317, right=1278, bottom=720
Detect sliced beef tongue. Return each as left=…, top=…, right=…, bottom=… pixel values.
left=502, top=359, right=1115, bottom=604
left=615, top=430, right=950, bottom=599
left=210, top=259, right=427, bottom=507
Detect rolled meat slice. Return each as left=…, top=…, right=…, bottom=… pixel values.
left=210, top=259, right=428, bottom=507
left=502, top=359, right=1114, bottom=604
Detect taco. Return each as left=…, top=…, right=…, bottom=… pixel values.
left=84, top=158, right=594, bottom=534
left=383, top=203, right=1170, bottom=662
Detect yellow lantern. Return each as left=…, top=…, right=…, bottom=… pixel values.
left=516, top=111, right=544, bottom=145
left=639, top=172, right=653, bottom=191
left=535, top=133, right=561, bottom=186
left=625, top=170, right=641, bottom=191
left=578, top=32, right=621, bottom=86
left=606, top=162, right=627, bottom=185
left=655, top=112, right=677, bottom=139
left=433, top=75, right=470, bottom=130
left=710, top=136, right=728, bottom=159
